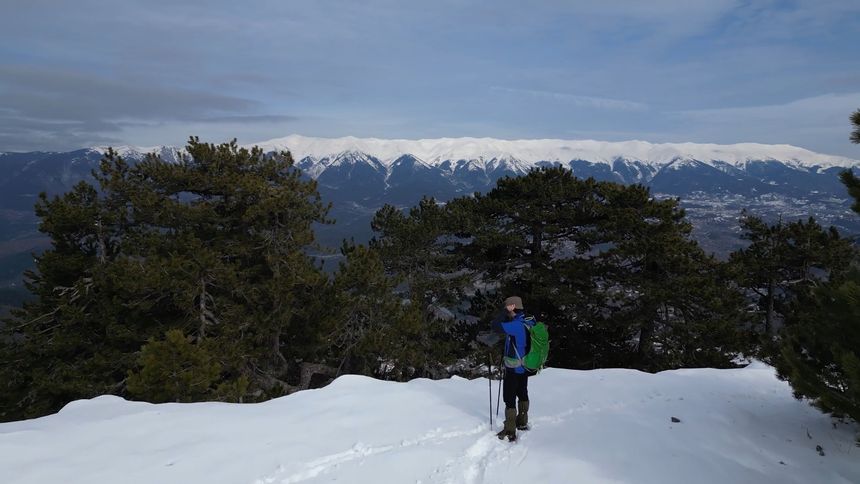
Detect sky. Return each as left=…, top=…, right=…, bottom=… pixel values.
left=1, top=0, right=860, bottom=156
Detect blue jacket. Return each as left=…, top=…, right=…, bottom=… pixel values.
left=493, top=311, right=533, bottom=374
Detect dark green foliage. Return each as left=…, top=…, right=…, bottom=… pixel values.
left=126, top=328, right=250, bottom=403
left=851, top=108, right=860, bottom=145
left=596, top=191, right=748, bottom=370
left=0, top=138, right=331, bottom=420
left=729, top=214, right=854, bottom=340
left=0, top=178, right=145, bottom=418
left=6, top=132, right=855, bottom=424
left=775, top=269, right=860, bottom=421
left=457, top=171, right=625, bottom=369
left=457, top=168, right=608, bottom=277
left=322, top=242, right=443, bottom=380
left=841, top=170, right=860, bottom=215
left=844, top=108, right=860, bottom=214
left=371, top=197, right=467, bottom=310
left=127, top=329, right=221, bottom=403
left=772, top=112, right=860, bottom=426
left=373, top=167, right=748, bottom=372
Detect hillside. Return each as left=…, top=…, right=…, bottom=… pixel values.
left=2, top=363, right=858, bottom=484
left=3, top=135, right=857, bottom=266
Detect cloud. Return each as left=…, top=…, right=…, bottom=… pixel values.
left=0, top=66, right=255, bottom=120
left=490, top=87, right=648, bottom=111
left=1, top=1, right=858, bottom=155
left=672, top=92, right=860, bottom=156
left=0, top=116, right=122, bottom=152
left=0, top=66, right=297, bottom=151
left=675, top=92, right=860, bottom=124
left=195, top=115, right=301, bottom=124
left=717, top=0, right=860, bottom=42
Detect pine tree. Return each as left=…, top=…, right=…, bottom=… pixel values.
left=323, top=243, right=439, bottom=380
left=0, top=138, right=331, bottom=420
left=127, top=329, right=221, bottom=403
left=841, top=109, right=860, bottom=214
left=371, top=167, right=746, bottom=371
left=775, top=270, right=860, bottom=422
left=850, top=108, right=860, bottom=145
left=444, top=170, right=617, bottom=368
left=729, top=213, right=854, bottom=340
left=0, top=178, right=140, bottom=419
left=371, top=197, right=467, bottom=311
left=595, top=185, right=747, bottom=370
left=843, top=171, right=860, bottom=215
left=773, top=111, right=860, bottom=426
left=370, top=197, right=480, bottom=369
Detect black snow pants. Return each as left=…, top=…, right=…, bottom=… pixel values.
left=503, top=368, right=529, bottom=409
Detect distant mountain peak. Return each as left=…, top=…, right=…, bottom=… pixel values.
left=88, top=145, right=184, bottom=164
left=3, top=136, right=859, bottom=260
left=251, top=134, right=859, bottom=170
left=78, top=135, right=859, bottom=172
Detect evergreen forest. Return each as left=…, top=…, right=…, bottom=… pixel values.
left=2, top=119, right=859, bottom=426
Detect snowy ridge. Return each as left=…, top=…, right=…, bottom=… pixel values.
left=252, top=134, right=860, bottom=170
left=2, top=364, right=859, bottom=484
left=80, top=136, right=860, bottom=177
left=88, top=145, right=185, bottom=164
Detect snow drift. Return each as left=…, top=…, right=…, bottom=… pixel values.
left=2, top=363, right=859, bottom=484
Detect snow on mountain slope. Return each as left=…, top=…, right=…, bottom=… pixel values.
left=78, top=135, right=859, bottom=182
left=253, top=134, right=859, bottom=170
left=2, top=364, right=858, bottom=484
left=88, top=145, right=185, bottom=164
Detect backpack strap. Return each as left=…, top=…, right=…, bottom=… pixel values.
left=523, top=315, right=536, bottom=329
left=504, top=334, right=524, bottom=369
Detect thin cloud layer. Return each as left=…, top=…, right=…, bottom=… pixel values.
left=1, top=1, right=858, bottom=155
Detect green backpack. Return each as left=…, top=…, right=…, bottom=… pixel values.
left=523, top=318, right=550, bottom=374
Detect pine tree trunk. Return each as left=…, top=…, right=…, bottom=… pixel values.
left=638, top=315, right=656, bottom=368
left=199, top=278, right=207, bottom=339
left=531, top=225, right=543, bottom=264
left=96, top=218, right=107, bottom=264
left=272, top=327, right=287, bottom=367
left=765, top=278, right=774, bottom=335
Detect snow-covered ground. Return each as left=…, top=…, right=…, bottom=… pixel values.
left=2, top=362, right=859, bottom=484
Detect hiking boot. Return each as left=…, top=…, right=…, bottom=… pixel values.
left=516, top=400, right=530, bottom=431
left=497, top=407, right=517, bottom=441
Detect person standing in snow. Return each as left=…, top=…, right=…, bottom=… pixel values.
left=492, top=295, right=535, bottom=441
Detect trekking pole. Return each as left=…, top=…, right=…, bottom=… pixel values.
left=495, top=352, right=503, bottom=419
left=487, top=351, right=493, bottom=429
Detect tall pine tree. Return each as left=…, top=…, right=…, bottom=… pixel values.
left=773, top=110, right=860, bottom=424
left=371, top=167, right=748, bottom=372
left=594, top=185, right=747, bottom=370
left=0, top=139, right=331, bottom=420
left=729, top=213, right=853, bottom=338
left=322, top=243, right=443, bottom=380
left=841, top=109, right=860, bottom=214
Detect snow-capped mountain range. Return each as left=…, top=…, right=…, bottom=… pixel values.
left=1, top=135, right=859, bottom=264
left=256, top=134, right=859, bottom=175
left=85, top=134, right=859, bottom=187
left=88, top=145, right=185, bottom=164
